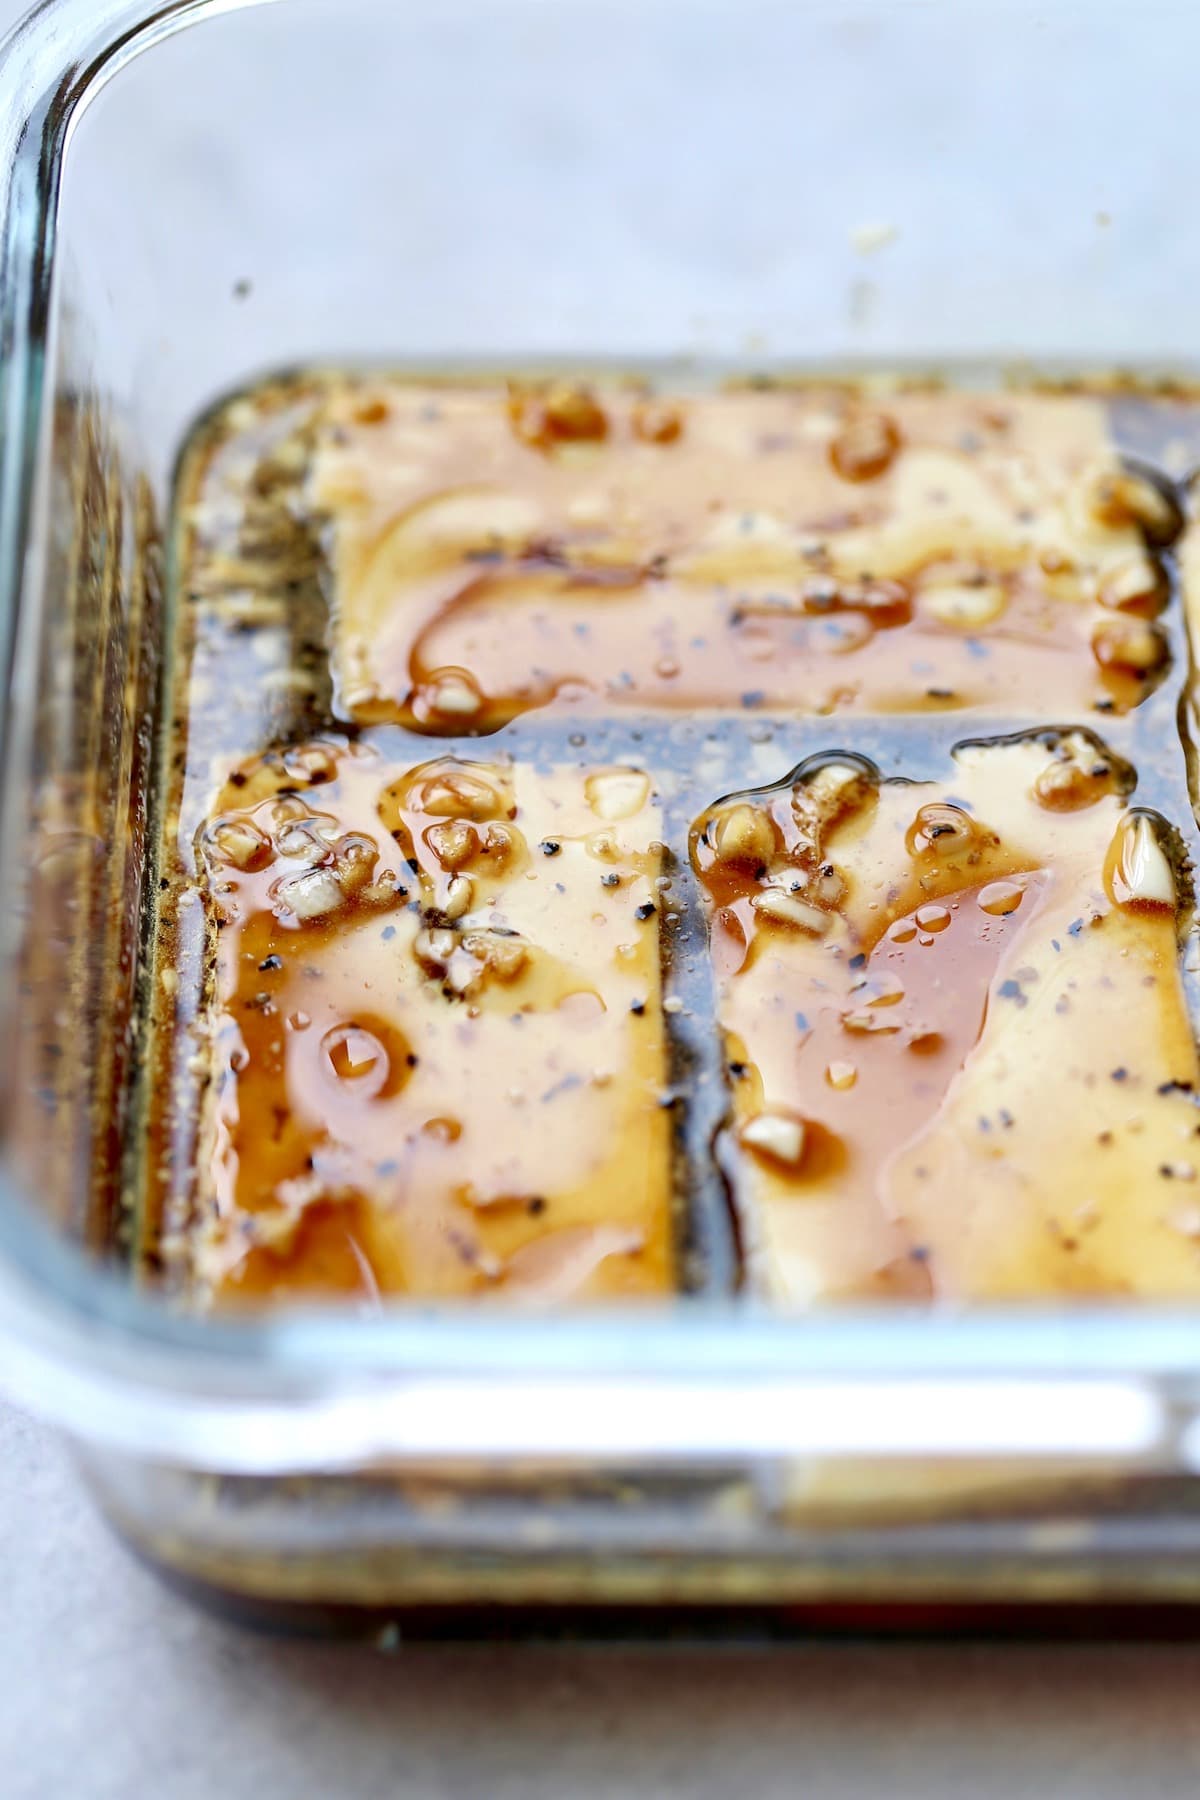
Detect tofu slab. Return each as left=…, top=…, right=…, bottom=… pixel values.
left=190, top=741, right=673, bottom=1305
left=311, top=383, right=1178, bottom=728
left=692, top=733, right=1200, bottom=1304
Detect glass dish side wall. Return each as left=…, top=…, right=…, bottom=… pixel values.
left=6, top=0, right=1200, bottom=1621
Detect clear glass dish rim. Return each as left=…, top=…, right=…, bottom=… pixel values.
left=0, top=0, right=1198, bottom=1471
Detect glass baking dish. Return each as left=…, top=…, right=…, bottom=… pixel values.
left=7, top=0, right=1200, bottom=1629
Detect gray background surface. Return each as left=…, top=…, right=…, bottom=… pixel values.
left=5, top=1396, right=1200, bottom=1799
left=6, top=1, right=1200, bottom=1792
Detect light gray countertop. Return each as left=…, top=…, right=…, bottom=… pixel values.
left=4, top=1397, right=1200, bottom=1800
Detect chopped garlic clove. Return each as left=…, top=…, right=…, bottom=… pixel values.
left=740, top=1111, right=807, bottom=1168
left=710, top=802, right=777, bottom=867
left=1106, top=812, right=1176, bottom=913
left=828, top=412, right=901, bottom=483
left=1082, top=464, right=1181, bottom=545
left=461, top=931, right=529, bottom=983
left=427, top=820, right=480, bottom=870
left=1099, top=553, right=1167, bottom=614
left=442, top=874, right=474, bottom=920
left=425, top=671, right=484, bottom=718
left=414, top=925, right=458, bottom=973
left=1091, top=616, right=1169, bottom=675
left=921, top=580, right=1007, bottom=630
left=274, top=867, right=345, bottom=920
left=585, top=768, right=651, bottom=822
left=206, top=817, right=271, bottom=871
left=752, top=889, right=831, bottom=933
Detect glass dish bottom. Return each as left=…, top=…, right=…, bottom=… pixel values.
left=75, top=1441, right=1200, bottom=1628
